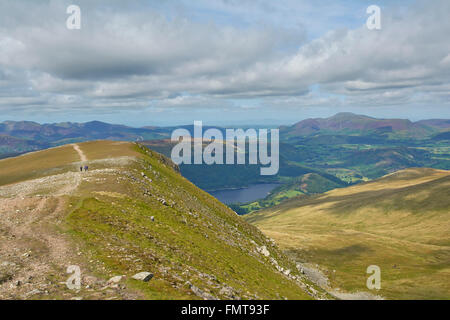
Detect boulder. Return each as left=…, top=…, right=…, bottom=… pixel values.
left=257, top=245, right=270, bottom=257
left=107, top=275, right=124, bottom=284
left=132, top=272, right=154, bottom=282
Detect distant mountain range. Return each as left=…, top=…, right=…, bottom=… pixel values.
left=281, top=112, right=450, bottom=139
left=0, top=120, right=171, bottom=155
left=0, top=120, right=170, bottom=142
left=1, top=113, right=449, bottom=156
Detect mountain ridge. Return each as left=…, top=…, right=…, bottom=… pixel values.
left=282, top=112, right=449, bottom=139
left=0, top=140, right=323, bottom=300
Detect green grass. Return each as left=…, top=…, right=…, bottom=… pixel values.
left=0, top=144, right=79, bottom=186
left=0, top=140, right=319, bottom=300
left=61, top=142, right=315, bottom=299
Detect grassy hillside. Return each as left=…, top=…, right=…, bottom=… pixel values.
left=142, top=140, right=279, bottom=190
left=0, top=141, right=322, bottom=300
left=246, top=168, right=450, bottom=299
left=143, top=140, right=348, bottom=191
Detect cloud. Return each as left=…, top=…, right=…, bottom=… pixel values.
left=0, top=0, right=448, bottom=121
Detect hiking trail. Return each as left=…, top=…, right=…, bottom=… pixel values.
left=72, top=144, right=87, bottom=162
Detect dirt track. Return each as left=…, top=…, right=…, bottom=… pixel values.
left=0, top=145, right=138, bottom=299
left=72, top=144, right=87, bottom=162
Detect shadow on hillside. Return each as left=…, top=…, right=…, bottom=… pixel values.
left=310, top=244, right=374, bottom=260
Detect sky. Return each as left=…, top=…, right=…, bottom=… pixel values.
left=0, top=0, right=449, bottom=126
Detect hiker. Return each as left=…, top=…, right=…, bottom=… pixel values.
left=80, top=166, right=83, bottom=172
left=84, top=165, right=88, bottom=172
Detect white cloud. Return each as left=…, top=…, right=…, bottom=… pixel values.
left=0, top=0, right=448, bottom=119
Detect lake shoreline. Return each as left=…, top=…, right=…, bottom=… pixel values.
left=205, top=182, right=280, bottom=193
left=209, top=183, right=282, bottom=205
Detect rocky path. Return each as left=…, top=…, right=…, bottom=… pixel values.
left=0, top=145, right=139, bottom=299
left=296, top=262, right=384, bottom=300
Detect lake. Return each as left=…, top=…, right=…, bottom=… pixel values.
left=209, top=183, right=281, bottom=204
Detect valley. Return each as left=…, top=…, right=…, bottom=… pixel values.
left=0, top=113, right=448, bottom=300
left=245, top=168, right=450, bottom=299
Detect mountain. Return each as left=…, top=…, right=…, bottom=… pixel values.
left=246, top=168, right=450, bottom=299
left=339, top=146, right=432, bottom=179
left=0, top=120, right=170, bottom=153
left=416, top=119, right=450, bottom=130
left=0, top=141, right=323, bottom=300
left=1, top=115, right=448, bottom=196
left=431, top=131, right=450, bottom=141
left=2, top=114, right=449, bottom=158
left=0, top=134, right=49, bottom=157
left=282, top=113, right=449, bottom=139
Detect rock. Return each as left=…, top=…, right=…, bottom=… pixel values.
left=9, top=280, right=21, bottom=289
left=284, top=269, right=291, bottom=276
left=1, top=261, right=16, bottom=267
left=0, top=273, right=13, bottom=284
left=218, top=285, right=239, bottom=299
left=84, top=275, right=102, bottom=286
left=309, top=287, right=318, bottom=295
left=158, top=198, right=168, bottom=206
left=107, top=275, right=124, bottom=284
left=25, top=289, right=41, bottom=297
left=257, top=245, right=270, bottom=257
left=219, top=286, right=233, bottom=296
left=132, top=272, right=154, bottom=282
left=188, top=283, right=217, bottom=300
